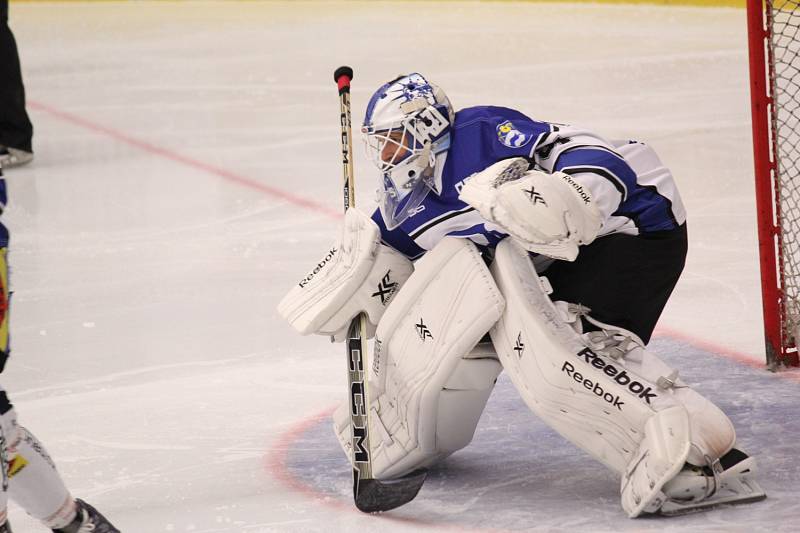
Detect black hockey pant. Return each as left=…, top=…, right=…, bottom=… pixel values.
left=543, top=224, right=688, bottom=345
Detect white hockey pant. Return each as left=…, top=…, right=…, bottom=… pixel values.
left=333, top=237, right=505, bottom=480
left=488, top=238, right=737, bottom=517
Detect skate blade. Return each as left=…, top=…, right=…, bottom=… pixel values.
left=659, top=490, right=767, bottom=516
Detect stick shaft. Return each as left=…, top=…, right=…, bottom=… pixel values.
left=334, top=67, right=375, bottom=485
left=338, top=83, right=356, bottom=210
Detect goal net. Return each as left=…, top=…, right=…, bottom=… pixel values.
left=748, top=0, right=800, bottom=367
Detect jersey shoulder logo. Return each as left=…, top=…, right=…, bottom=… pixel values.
left=496, top=120, right=532, bottom=148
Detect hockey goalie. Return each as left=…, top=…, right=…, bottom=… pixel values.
left=278, top=73, right=766, bottom=517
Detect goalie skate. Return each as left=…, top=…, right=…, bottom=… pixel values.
left=658, top=449, right=766, bottom=515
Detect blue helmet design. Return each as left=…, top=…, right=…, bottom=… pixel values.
left=362, top=73, right=454, bottom=230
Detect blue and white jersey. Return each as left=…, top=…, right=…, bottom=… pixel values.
left=372, top=105, right=686, bottom=260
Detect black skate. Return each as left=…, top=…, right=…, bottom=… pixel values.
left=0, top=520, right=11, bottom=532
left=52, top=499, right=120, bottom=533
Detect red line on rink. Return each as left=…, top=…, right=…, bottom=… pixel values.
left=263, top=406, right=506, bottom=533
left=654, top=326, right=800, bottom=383
left=26, top=100, right=342, bottom=220
left=263, top=407, right=350, bottom=508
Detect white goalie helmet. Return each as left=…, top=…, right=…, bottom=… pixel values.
left=362, top=73, right=455, bottom=230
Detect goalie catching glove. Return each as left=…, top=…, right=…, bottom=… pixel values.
left=277, top=208, right=413, bottom=341
left=459, top=158, right=603, bottom=261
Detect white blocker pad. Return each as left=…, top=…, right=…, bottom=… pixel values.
left=333, top=237, right=505, bottom=480
left=489, top=238, right=694, bottom=517
left=277, top=208, right=413, bottom=340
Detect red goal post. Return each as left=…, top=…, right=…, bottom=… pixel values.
left=747, top=0, right=800, bottom=368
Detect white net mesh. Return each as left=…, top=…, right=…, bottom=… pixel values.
left=769, top=0, right=800, bottom=352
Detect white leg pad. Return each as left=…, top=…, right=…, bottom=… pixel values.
left=489, top=239, right=694, bottom=517
left=490, top=238, right=747, bottom=517
left=490, top=238, right=675, bottom=473
left=333, top=237, right=505, bottom=479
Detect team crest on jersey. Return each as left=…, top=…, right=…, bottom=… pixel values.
left=496, top=120, right=532, bottom=148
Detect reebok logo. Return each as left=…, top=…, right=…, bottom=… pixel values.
left=560, top=174, right=592, bottom=205
left=566, top=347, right=658, bottom=406
left=298, top=247, right=337, bottom=288
left=371, top=270, right=398, bottom=305
left=562, top=360, right=625, bottom=410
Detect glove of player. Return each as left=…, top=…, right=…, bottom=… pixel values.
left=459, top=158, right=603, bottom=261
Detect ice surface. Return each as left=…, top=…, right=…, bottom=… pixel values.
left=2, top=1, right=796, bottom=531
left=285, top=338, right=799, bottom=532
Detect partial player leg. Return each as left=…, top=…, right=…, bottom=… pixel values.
left=333, top=237, right=505, bottom=479
left=0, top=392, right=119, bottom=532
left=0, top=2, right=34, bottom=161
left=52, top=499, right=119, bottom=533
left=1, top=397, right=74, bottom=530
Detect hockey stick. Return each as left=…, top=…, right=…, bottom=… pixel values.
left=333, top=66, right=427, bottom=513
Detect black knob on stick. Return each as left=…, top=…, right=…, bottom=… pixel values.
left=334, top=66, right=354, bottom=83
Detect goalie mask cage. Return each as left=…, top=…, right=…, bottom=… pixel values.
left=748, top=0, right=800, bottom=367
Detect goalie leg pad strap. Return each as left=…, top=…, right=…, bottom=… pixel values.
left=334, top=237, right=505, bottom=479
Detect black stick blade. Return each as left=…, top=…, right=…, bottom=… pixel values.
left=354, top=468, right=428, bottom=513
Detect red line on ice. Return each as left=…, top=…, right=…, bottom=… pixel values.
left=26, top=100, right=342, bottom=220
left=262, top=406, right=486, bottom=532
left=654, top=326, right=800, bottom=383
